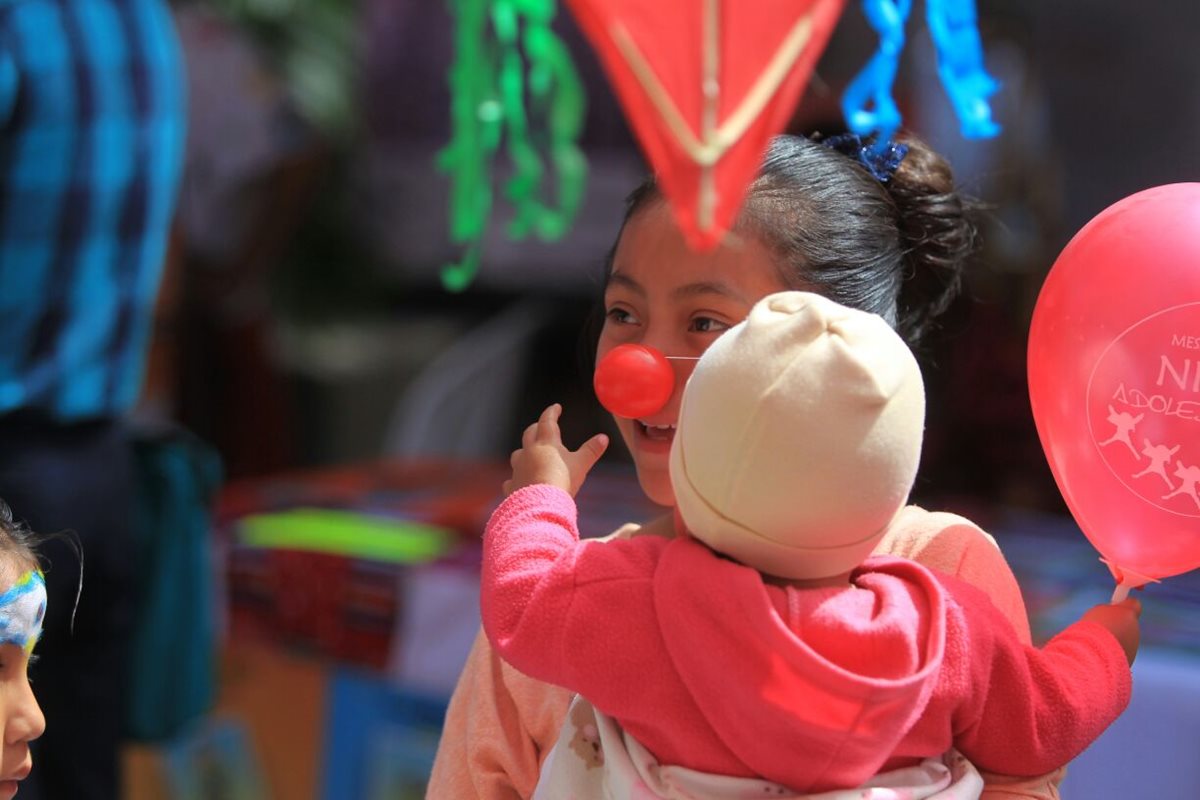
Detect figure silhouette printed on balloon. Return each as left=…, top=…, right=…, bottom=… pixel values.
left=1132, top=440, right=1181, bottom=490
left=1163, top=463, right=1200, bottom=510
left=1097, top=406, right=1143, bottom=460
left=1095, top=396, right=1197, bottom=515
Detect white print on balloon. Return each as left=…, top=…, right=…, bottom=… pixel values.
left=1097, top=406, right=1143, bottom=460
left=1109, top=384, right=1200, bottom=421
left=1132, top=440, right=1180, bottom=489
left=1099, top=398, right=1199, bottom=508
left=1163, top=463, right=1200, bottom=509
left=1099, top=386, right=1199, bottom=514
left=1086, top=302, right=1200, bottom=519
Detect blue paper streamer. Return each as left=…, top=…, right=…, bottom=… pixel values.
left=841, top=0, right=911, bottom=149
left=927, top=0, right=1001, bottom=138
left=842, top=0, right=1000, bottom=150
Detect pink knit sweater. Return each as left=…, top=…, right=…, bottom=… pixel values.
left=480, top=485, right=1132, bottom=794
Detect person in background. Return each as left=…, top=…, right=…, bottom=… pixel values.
left=0, top=0, right=186, bottom=796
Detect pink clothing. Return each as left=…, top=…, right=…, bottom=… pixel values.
left=481, top=485, right=1132, bottom=794
left=428, top=505, right=1063, bottom=800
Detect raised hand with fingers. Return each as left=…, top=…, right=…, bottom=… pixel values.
left=503, top=404, right=609, bottom=497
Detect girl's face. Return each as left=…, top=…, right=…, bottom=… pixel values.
left=598, top=201, right=791, bottom=506
left=0, top=643, right=41, bottom=798
left=0, top=569, right=45, bottom=799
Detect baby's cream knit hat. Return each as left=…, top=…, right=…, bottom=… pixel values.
left=668, top=291, right=925, bottom=580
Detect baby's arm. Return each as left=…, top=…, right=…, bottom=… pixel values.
left=954, top=592, right=1140, bottom=777
left=483, top=407, right=676, bottom=717
left=480, top=483, right=673, bottom=710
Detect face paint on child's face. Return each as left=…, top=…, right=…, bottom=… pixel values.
left=0, top=572, right=46, bottom=656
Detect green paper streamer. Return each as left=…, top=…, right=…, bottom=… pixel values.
left=238, top=508, right=454, bottom=564
left=439, top=0, right=587, bottom=292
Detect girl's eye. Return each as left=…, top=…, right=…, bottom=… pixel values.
left=605, top=307, right=638, bottom=325
left=689, top=316, right=730, bottom=334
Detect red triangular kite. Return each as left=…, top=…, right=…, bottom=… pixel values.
left=566, top=0, right=848, bottom=250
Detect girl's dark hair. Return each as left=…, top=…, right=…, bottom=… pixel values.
left=618, top=132, right=980, bottom=348
left=0, top=498, right=43, bottom=573
left=0, top=496, right=83, bottom=629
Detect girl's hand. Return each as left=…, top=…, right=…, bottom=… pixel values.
left=504, top=404, right=609, bottom=497
left=1081, top=597, right=1143, bottom=666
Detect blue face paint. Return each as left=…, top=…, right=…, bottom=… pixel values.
left=0, top=571, right=46, bottom=655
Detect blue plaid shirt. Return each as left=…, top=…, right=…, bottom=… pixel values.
left=0, top=0, right=185, bottom=421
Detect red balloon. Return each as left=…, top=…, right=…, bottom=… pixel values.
left=594, top=344, right=675, bottom=419
left=1029, top=184, right=1200, bottom=588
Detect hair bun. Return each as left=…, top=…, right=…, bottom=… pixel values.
left=886, top=136, right=980, bottom=344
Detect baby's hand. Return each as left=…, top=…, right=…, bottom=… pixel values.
left=504, top=404, right=609, bottom=497
left=1081, top=597, right=1142, bottom=666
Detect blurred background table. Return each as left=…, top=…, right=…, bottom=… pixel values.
left=126, top=458, right=660, bottom=799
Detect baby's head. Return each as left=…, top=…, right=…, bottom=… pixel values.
left=669, top=291, right=925, bottom=581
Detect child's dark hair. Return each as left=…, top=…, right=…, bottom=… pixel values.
left=0, top=498, right=44, bottom=574
left=0, top=497, right=82, bottom=627
left=616, top=132, right=980, bottom=349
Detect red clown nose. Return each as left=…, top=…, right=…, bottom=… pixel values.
left=594, top=344, right=675, bottom=419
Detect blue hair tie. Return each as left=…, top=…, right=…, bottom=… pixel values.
left=821, top=133, right=910, bottom=183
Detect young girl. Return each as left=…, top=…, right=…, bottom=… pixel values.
left=0, top=500, right=48, bottom=799
left=482, top=291, right=1138, bottom=798
left=428, top=133, right=1064, bottom=798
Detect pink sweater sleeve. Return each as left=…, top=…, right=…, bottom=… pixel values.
left=949, top=585, right=1132, bottom=777
left=480, top=484, right=670, bottom=714
left=878, top=507, right=1063, bottom=798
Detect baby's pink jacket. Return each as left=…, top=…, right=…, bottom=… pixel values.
left=481, top=485, right=1132, bottom=795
